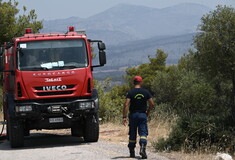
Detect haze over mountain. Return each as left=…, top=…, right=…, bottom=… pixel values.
left=42, top=3, right=211, bottom=44
left=41, top=3, right=212, bottom=79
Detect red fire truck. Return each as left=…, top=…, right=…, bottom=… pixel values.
left=0, top=26, right=106, bottom=148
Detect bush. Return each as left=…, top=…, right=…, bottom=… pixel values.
left=96, top=78, right=129, bottom=122
left=151, top=63, right=234, bottom=153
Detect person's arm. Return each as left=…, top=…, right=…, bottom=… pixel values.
left=122, top=98, right=130, bottom=126
left=146, top=98, right=154, bottom=116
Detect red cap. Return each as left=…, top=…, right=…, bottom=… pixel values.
left=133, top=76, right=143, bottom=82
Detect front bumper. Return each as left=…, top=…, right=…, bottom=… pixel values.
left=14, top=98, right=97, bottom=119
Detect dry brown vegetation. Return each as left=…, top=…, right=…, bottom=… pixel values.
left=99, top=117, right=217, bottom=160
left=0, top=111, right=3, bottom=121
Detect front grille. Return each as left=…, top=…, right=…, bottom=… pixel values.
left=34, top=85, right=75, bottom=91
left=36, top=91, right=73, bottom=96
left=15, top=96, right=91, bottom=104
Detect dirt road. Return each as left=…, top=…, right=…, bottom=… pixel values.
left=0, top=131, right=170, bottom=160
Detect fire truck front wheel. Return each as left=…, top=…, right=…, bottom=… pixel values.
left=71, top=121, right=84, bottom=137
left=6, top=120, right=9, bottom=140
left=83, top=113, right=99, bottom=142
left=8, top=119, right=24, bottom=148
left=24, top=128, right=30, bottom=136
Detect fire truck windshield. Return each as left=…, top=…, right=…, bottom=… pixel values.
left=17, top=39, right=88, bottom=71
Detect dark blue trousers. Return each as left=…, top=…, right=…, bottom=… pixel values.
left=128, top=112, right=148, bottom=148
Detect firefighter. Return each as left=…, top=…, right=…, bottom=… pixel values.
left=122, top=76, right=155, bottom=159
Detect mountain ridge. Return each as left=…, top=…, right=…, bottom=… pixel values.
left=41, top=3, right=211, bottom=44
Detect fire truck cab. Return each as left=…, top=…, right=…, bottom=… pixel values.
left=0, top=26, right=106, bottom=148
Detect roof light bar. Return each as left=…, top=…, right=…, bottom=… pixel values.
left=69, top=26, right=75, bottom=32
left=25, top=28, right=33, bottom=34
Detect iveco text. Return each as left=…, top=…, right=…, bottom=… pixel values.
left=42, top=85, right=67, bottom=91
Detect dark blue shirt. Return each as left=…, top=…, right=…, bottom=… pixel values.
left=126, top=88, right=152, bottom=113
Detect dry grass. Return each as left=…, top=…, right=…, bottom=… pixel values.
left=0, top=111, right=3, bottom=121
left=148, top=115, right=177, bottom=144
left=99, top=122, right=129, bottom=145
left=99, top=116, right=175, bottom=147
left=99, top=117, right=221, bottom=160
left=99, top=114, right=177, bottom=146
left=159, top=152, right=215, bottom=160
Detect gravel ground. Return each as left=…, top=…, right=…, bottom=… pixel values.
left=0, top=132, right=170, bottom=160
left=0, top=123, right=171, bottom=160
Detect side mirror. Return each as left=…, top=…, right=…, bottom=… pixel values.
left=0, top=47, right=4, bottom=55
left=99, top=50, right=106, bottom=66
left=98, top=42, right=106, bottom=50
left=0, top=47, right=4, bottom=71
left=5, top=42, right=13, bottom=49
left=90, top=40, right=107, bottom=68
left=0, top=55, right=3, bottom=71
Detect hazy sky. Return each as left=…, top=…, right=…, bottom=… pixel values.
left=16, top=0, right=235, bottom=20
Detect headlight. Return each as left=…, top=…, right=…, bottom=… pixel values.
left=79, top=102, right=94, bottom=109
left=15, top=105, right=32, bottom=112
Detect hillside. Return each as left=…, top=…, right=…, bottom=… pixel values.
left=93, top=33, right=195, bottom=81
left=106, top=33, right=195, bottom=67
left=41, top=3, right=211, bottom=45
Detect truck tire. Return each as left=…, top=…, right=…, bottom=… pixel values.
left=71, top=121, right=84, bottom=137
left=83, top=113, right=99, bottom=142
left=24, top=128, right=30, bottom=136
left=8, top=119, right=24, bottom=148
left=6, top=120, right=9, bottom=140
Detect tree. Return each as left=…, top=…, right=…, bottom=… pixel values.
left=153, top=63, right=233, bottom=152
left=194, top=5, right=235, bottom=124
left=0, top=0, right=42, bottom=44
left=125, top=49, right=167, bottom=92
left=95, top=78, right=128, bottom=122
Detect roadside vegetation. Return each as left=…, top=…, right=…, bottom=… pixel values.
left=97, top=5, right=235, bottom=155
